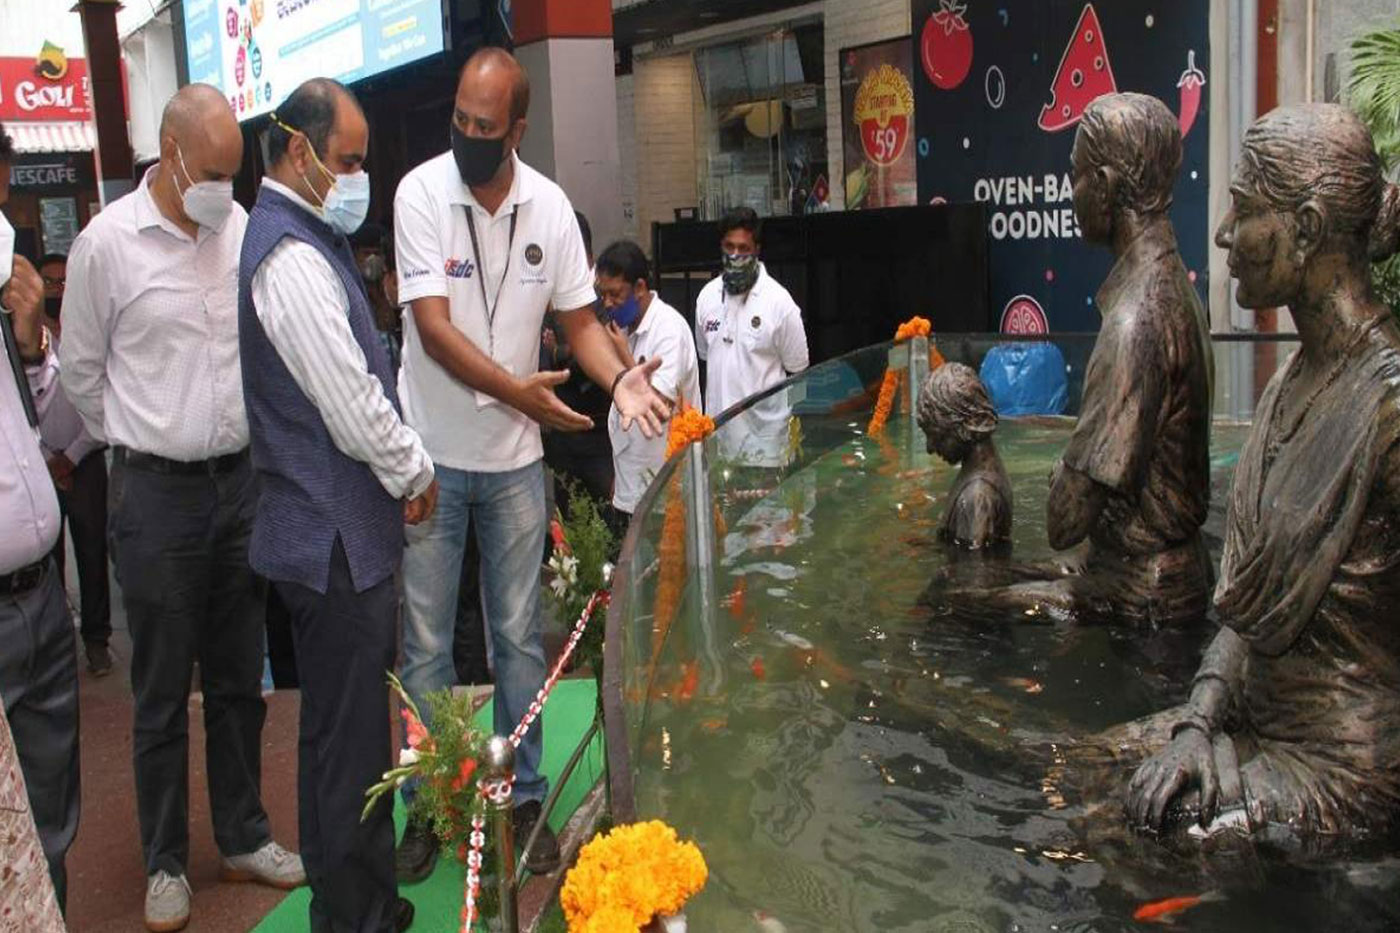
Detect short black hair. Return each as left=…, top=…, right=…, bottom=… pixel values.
left=595, top=239, right=651, bottom=289
left=350, top=221, right=388, bottom=252
left=265, top=78, right=358, bottom=166
left=38, top=253, right=67, bottom=268
left=0, top=122, right=13, bottom=164
left=574, top=211, right=592, bottom=261
left=718, top=206, right=761, bottom=245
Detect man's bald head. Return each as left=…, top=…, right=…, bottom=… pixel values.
left=459, top=47, right=529, bottom=124
left=160, top=83, right=235, bottom=143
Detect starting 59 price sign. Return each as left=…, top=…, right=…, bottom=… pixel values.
left=840, top=37, right=918, bottom=211
left=911, top=0, right=1210, bottom=333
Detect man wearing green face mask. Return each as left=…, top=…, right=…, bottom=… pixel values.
left=694, top=207, right=810, bottom=468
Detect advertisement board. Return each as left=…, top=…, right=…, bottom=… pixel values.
left=0, top=42, right=90, bottom=122
left=912, top=1, right=1210, bottom=333
left=181, top=0, right=446, bottom=121
left=839, top=37, right=917, bottom=211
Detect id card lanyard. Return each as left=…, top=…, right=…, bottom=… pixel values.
left=463, top=204, right=520, bottom=358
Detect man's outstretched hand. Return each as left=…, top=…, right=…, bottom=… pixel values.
left=614, top=356, right=671, bottom=438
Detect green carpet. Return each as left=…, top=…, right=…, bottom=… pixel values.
left=254, top=678, right=604, bottom=932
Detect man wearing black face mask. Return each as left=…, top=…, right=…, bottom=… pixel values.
left=392, top=46, right=672, bottom=881
left=34, top=252, right=112, bottom=677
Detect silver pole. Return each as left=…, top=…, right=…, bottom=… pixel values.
left=484, top=735, right=518, bottom=933
left=684, top=442, right=724, bottom=694
left=907, top=336, right=930, bottom=459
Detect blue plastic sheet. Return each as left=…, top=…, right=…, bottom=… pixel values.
left=979, top=343, right=1069, bottom=416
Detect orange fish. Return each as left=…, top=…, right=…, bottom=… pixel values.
left=724, top=577, right=748, bottom=620
left=1133, top=891, right=1223, bottom=924
left=1002, top=676, right=1044, bottom=695
left=676, top=661, right=699, bottom=702
left=750, top=657, right=767, bottom=680
left=698, top=717, right=727, bottom=733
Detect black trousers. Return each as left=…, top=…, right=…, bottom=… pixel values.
left=52, top=449, right=111, bottom=646
left=108, top=454, right=271, bottom=876
left=276, top=540, right=398, bottom=933
left=0, top=563, right=80, bottom=908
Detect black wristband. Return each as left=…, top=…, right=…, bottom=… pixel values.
left=609, top=365, right=632, bottom=398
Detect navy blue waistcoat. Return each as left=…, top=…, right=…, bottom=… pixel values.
left=238, top=187, right=403, bottom=594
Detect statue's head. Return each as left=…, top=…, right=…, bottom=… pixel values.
left=1071, top=93, right=1181, bottom=245
left=917, top=363, right=998, bottom=465
left=1216, top=103, right=1400, bottom=309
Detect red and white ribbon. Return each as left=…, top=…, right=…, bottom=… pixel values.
left=460, top=588, right=609, bottom=931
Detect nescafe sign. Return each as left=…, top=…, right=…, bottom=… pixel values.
left=9, top=153, right=95, bottom=194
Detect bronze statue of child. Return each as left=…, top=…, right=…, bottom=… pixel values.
left=1021, top=93, right=1216, bottom=625
left=917, top=363, right=1013, bottom=550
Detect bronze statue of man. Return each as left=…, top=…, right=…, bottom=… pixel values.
left=1122, top=103, right=1400, bottom=841
left=1039, top=92, right=1215, bottom=625
left=917, top=363, right=1013, bottom=550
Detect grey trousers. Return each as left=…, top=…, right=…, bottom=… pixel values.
left=0, top=563, right=80, bottom=909
left=109, top=455, right=271, bottom=876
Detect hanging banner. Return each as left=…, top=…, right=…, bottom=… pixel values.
left=913, top=1, right=1210, bottom=332
left=840, top=37, right=918, bottom=210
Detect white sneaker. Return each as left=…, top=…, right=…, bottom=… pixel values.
left=144, top=871, right=191, bottom=932
left=220, top=840, right=307, bottom=890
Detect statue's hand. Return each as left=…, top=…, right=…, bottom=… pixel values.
left=1127, top=727, right=1218, bottom=832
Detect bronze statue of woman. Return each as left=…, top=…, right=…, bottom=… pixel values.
left=917, top=363, right=1013, bottom=551
left=1123, top=103, right=1400, bottom=841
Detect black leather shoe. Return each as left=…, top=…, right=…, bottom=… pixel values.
left=395, top=818, right=438, bottom=884
left=393, top=895, right=415, bottom=931
left=513, top=800, right=561, bottom=874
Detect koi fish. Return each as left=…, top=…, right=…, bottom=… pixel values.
left=750, top=657, right=767, bottom=680
left=724, top=577, right=748, bottom=620
left=698, top=717, right=727, bottom=733
left=676, top=661, right=699, bottom=702
left=775, top=630, right=815, bottom=651
left=1133, top=891, right=1223, bottom=924
left=1001, top=676, right=1044, bottom=694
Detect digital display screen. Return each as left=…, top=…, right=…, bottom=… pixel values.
left=181, top=0, right=445, bottom=121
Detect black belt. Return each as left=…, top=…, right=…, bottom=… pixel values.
left=113, top=446, right=248, bottom=476
left=0, top=559, right=48, bottom=597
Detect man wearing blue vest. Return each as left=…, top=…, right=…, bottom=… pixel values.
left=239, top=78, right=434, bottom=933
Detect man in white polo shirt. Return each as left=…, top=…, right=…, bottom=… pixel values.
left=392, top=47, right=669, bottom=880
left=594, top=239, right=700, bottom=525
left=694, top=207, right=809, bottom=468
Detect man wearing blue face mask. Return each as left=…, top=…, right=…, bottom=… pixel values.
left=240, top=78, right=432, bottom=933
left=61, top=83, right=303, bottom=931
left=596, top=239, right=699, bottom=529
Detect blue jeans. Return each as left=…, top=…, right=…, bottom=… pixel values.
left=399, top=461, right=548, bottom=804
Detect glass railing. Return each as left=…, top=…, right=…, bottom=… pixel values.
left=601, top=332, right=1319, bottom=931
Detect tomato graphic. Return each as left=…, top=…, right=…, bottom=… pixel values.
left=921, top=0, right=974, bottom=91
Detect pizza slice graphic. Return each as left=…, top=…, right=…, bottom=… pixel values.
left=1038, top=3, right=1118, bottom=133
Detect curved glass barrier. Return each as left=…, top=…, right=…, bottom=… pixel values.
left=602, top=333, right=1396, bottom=932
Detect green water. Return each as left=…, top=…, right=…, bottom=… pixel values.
left=628, top=417, right=1400, bottom=932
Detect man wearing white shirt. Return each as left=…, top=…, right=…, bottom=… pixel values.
left=594, top=239, right=700, bottom=522
left=59, top=85, right=302, bottom=931
left=392, top=47, right=670, bottom=879
left=241, top=78, right=428, bottom=933
left=694, top=207, right=810, bottom=467
left=0, top=121, right=79, bottom=920
left=35, top=252, right=112, bottom=677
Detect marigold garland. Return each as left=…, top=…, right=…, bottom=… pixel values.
left=560, top=821, right=708, bottom=932
left=866, top=316, right=940, bottom=437
left=650, top=406, right=716, bottom=666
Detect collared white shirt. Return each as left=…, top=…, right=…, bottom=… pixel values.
left=608, top=296, right=700, bottom=514
left=694, top=262, right=809, bottom=466
left=249, top=178, right=434, bottom=500
left=59, top=165, right=249, bottom=461
left=36, top=336, right=102, bottom=465
left=0, top=338, right=60, bottom=573
left=394, top=151, right=595, bottom=472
